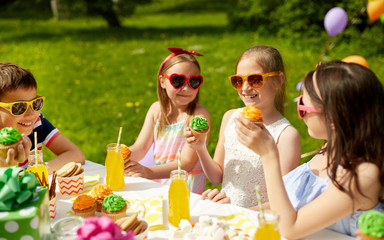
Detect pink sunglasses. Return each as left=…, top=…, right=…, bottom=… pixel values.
left=297, top=95, right=321, bottom=118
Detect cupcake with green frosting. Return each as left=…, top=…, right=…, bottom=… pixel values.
left=0, top=127, right=22, bottom=159
left=357, top=210, right=384, bottom=240
left=101, top=194, right=127, bottom=221
left=189, top=116, right=209, bottom=141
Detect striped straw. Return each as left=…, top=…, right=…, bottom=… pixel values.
left=178, top=149, right=181, bottom=176
left=116, top=127, right=122, bottom=152
left=34, top=132, right=38, bottom=166
left=255, top=185, right=266, bottom=222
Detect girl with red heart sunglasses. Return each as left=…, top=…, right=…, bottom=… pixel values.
left=124, top=48, right=210, bottom=194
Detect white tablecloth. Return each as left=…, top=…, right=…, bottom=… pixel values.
left=53, top=161, right=356, bottom=240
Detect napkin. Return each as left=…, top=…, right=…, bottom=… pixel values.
left=218, top=212, right=258, bottom=237
left=125, top=195, right=163, bottom=230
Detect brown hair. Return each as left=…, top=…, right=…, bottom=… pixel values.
left=236, top=45, right=286, bottom=115
left=304, top=61, right=384, bottom=204
left=0, top=62, right=37, bottom=97
left=156, top=54, right=200, bottom=135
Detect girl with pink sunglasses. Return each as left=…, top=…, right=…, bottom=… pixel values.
left=124, top=48, right=210, bottom=194
left=236, top=61, right=384, bottom=238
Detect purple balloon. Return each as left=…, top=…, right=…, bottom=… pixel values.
left=324, top=7, right=348, bottom=37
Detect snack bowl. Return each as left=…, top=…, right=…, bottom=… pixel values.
left=57, top=173, right=84, bottom=195
left=116, top=216, right=149, bottom=240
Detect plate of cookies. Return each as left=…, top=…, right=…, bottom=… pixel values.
left=116, top=213, right=149, bottom=240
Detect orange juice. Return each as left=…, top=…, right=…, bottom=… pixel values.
left=168, top=170, right=190, bottom=227
left=27, top=164, right=49, bottom=186
left=254, top=223, right=280, bottom=240
left=105, top=143, right=125, bottom=190
left=27, top=150, right=48, bottom=187
left=254, top=211, right=280, bottom=240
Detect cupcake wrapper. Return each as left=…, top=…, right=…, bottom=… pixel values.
left=58, top=173, right=84, bottom=195
left=0, top=141, right=20, bottom=158
left=191, top=128, right=208, bottom=141
left=95, top=199, right=103, bottom=212
left=49, top=197, right=57, bottom=219
left=104, top=211, right=127, bottom=222
left=72, top=205, right=96, bottom=218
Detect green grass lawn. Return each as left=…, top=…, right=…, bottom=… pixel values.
left=1, top=1, right=383, bottom=189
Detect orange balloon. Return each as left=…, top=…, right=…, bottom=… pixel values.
left=342, top=55, right=369, bottom=68
left=367, top=0, right=384, bottom=21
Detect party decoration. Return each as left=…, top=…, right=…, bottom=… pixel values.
left=0, top=167, right=39, bottom=211
left=324, top=7, right=348, bottom=37
left=296, top=80, right=304, bottom=91
left=367, top=0, right=384, bottom=21
left=342, top=55, right=369, bottom=68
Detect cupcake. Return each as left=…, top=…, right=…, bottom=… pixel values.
left=0, top=127, right=22, bottom=159
left=241, top=106, right=263, bottom=126
left=90, top=184, right=113, bottom=212
left=72, top=194, right=96, bottom=218
left=121, top=144, right=131, bottom=161
left=189, top=116, right=209, bottom=140
left=102, top=194, right=127, bottom=221
left=356, top=210, right=384, bottom=240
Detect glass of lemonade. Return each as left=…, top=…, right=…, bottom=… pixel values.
left=254, top=210, right=281, bottom=240
left=105, top=143, right=125, bottom=190
left=168, top=169, right=190, bottom=227
left=27, top=150, right=48, bottom=187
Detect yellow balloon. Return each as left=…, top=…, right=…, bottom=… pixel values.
left=342, top=55, right=369, bottom=68
left=367, top=0, right=384, bottom=21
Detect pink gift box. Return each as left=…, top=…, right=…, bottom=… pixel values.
left=57, top=173, right=84, bottom=195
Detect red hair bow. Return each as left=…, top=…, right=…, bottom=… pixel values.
left=168, top=47, right=203, bottom=57
left=159, top=47, right=203, bottom=74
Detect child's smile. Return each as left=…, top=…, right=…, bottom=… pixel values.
left=0, top=87, right=41, bottom=135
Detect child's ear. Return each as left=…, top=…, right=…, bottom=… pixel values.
left=273, top=73, right=285, bottom=89
left=159, top=75, right=166, bottom=89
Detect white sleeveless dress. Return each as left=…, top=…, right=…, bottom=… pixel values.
left=222, top=108, right=291, bottom=208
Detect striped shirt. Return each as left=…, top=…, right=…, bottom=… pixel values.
left=18, top=113, right=60, bottom=168
left=153, top=120, right=206, bottom=194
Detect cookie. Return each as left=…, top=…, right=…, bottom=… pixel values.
left=119, top=213, right=138, bottom=231
left=134, top=220, right=145, bottom=235
left=72, top=163, right=83, bottom=176
left=57, top=162, right=77, bottom=177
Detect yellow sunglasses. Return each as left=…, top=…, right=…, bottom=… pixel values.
left=0, top=96, right=45, bottom=116
left=228, top=71, right=281, bottom=90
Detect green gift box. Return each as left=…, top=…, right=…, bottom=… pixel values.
left=0, top=187, right=50, bottom=240
left=0, top=167, right=50, bottom=240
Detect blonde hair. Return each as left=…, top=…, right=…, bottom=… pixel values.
left=236, top=46, right=286, bottom=115
left=156, top=54, right=201, bottom=135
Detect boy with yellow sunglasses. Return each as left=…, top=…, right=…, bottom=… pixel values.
left=0, top=62, right=84, bottom=172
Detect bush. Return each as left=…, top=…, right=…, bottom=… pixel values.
left=227, top=0, right=383, bottom=56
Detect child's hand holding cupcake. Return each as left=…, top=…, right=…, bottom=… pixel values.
left=0, top=127, right=31, bottom=167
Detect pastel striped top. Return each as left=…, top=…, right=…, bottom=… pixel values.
left=153, top=120, right=206, bottom=194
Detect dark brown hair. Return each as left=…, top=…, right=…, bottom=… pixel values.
left=303, top=61, right=384, bottom=204
left=236, top=45, right=286, bottom=115
left=0, top=62, right=37, bottom=97
left=156, top=54, right=200, bottom=135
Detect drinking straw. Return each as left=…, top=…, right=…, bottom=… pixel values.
left=116, top=127, right=122, bottom=152
left=178, top=149, right=181, bottom=176
left=34, top=131, right=38, bottom=166
left=255, top=185, right=266, bottom=222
